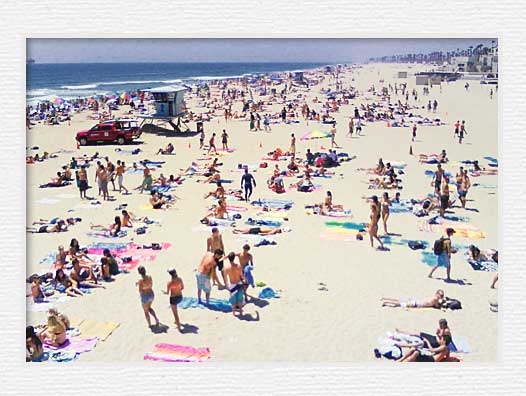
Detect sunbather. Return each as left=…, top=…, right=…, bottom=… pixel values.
left=157, top=142, right=174, bottom=155
left=70, top=258, right=104, bottom=288
left=54, top=268, right=84, bottom=297
left=232, top=225, right=290, bottom=235
left=397, top=334, right=452, bottom=362
left=27, top=220, right=67, bottom=233
left=26, top=326, right=44, bottom=362
left=38, top=311, right=67, bottom=347
left=150, top=190, right=171, bottom=209
left=90, top=216, right=122, bottom=237
left=381, top=290, right=445, bottom=308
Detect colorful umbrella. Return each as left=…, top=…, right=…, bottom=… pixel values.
left=120, top=92, right=131, bottom=100
left=300, top=130, right=332, bottom=141
left=106, top=95, right=116, bottom=99
left=51, top=97, right=63, bottom=104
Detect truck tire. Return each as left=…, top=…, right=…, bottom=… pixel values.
left=117, top=136, right=125, bottom=145
left=79, top=137, right=88, bottom=146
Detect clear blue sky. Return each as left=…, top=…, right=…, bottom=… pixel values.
left=27, top=38, right=496, bottom=64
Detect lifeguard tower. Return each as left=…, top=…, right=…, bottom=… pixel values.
left=138, top=85, right=191, bottom=133
left=291, top=70, right=308, bottom=87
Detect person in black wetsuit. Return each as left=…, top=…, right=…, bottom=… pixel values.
left=241, top=168, right=256, bottom=202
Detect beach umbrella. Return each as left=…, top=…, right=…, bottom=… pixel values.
left=106, top=94, right=116, bottom=99
left=51, top=97, right=63, bottom=104
left=106, top=99, right=117, bottom=105
left=300, top=130, right=332, bottom=141
left=120, top=92, right=131, bottom=100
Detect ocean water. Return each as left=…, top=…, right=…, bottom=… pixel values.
left=26, top=62, right=327, bottom=104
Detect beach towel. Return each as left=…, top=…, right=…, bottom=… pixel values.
left=177, top=296, right=231, bottom=312
left=465, top=251, right=498, bottom=272
left=418, top=218, right=485, bottom=238
left=389, top=201, right=413, bottom=214
left=44, top=337, right=98, bottom=354
left=246, top=218, right=282, bottom=227
left=484, top=156, right=498, bottom=164
left=258, top=287, right=279, bottom=299
left=449, top=336, right=472, bottom=353
left=144, top=343, right=211, bottom=363
left=86, top=230, right=128, bottom=239
left=69, top=318, right=120, bottom=342
left=305, top=208, right=352, bottom=218
left=325, top=220, right=367, bottom=231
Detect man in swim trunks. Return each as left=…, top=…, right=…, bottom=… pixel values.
left=163, top=268, right=184, bottom=331
left=459, top=170, right=471, bottom=209
left=439, top=177, right=450, bottom=218
left=232, top=226, right=287, bottom=235
left=428, top=228, right=456, bottom=281
left=70, top=259, right=104, bottom=288
left=207, top=227, right=226, bottom=288
left=199, top=129, right=205, bottom=149
left=241, top=168, right=256, bottom=202
left=236, top=244, right=254, bottom=301
left=289, top=133, right=296, bottom=157
left=459, top=120, right=467, bottom=144
left=196, top=249, right=224, bottom=304
left=224, top=252, right=246, bottom=316
left=208, top=133, right=217, bottom=155
left=432, top=164, right=444, bottom=195
left=78, top=165, right=89, bottom=199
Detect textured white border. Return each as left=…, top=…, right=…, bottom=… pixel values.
left=2, top=1, right=525, bottom=395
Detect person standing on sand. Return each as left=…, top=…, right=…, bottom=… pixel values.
left=428, top=228, right=456, bottom=281
left=241, top=167, right=256, bottom=202
left=355, top=118, right=362, bottom=136
left=236, top=244, right=254, bottom=301
left=459, top=170, right=471, bottom=209
left=116, top=160, right=129, bottom=194
left=224, top=252, right=246, bottom=316
left=347, top=117, right=354, bottom=137
left=454, top=120, right=460, bottom=137
left=207, top=227, right=226, bottom=288
left=221, top=129, right=229, bottom=151
left=199, top=129, right=205, bottom=149
left=289, top=133, right=296, bottom=157
left=432, top=164, right=444, bottom=196
left=196, top=249, right=224, bottom=304
left=136, top=266, right=160, bottom=328
left=99, top=164, right=109, bottom=201
left=439, top=176, right=450, bottom=218
left=381, top=192, right=390, bottom=235
left=249, top=113, right=255, bottom=131
left=256, top=113, right=262, bottom=131
left=368, top=196, right=385, bottom=250
left=459, top=120, right=467, bottom=144
left=330, top=122, right=338, bottom=148
left=163, top=268, right=184, bottom=332
left=263, top=113, right=271, bottom=132
left=78, top=165, right=89, bottom=199
left=411, top=123, right=417, bottom=142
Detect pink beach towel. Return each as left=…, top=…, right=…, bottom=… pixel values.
left=144, top=343, right=211, bottom=363
left=44, top=337, right=99, bottom=354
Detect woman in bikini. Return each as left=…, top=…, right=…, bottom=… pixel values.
left=90, top=216, right=122, bottom=237
left=163, top=269, right=184, bottom=332
left=39, top=312, right=67, bottom=347
left=54, top=268, right=84, bottom=297
left=136, top=266, right=160, bottom=329
left=381, top=192, right=390, bottom=235
left=26, top=326, right=44, bottom=362
left=368, top=196, right=385, bottom=250
left=69, top=238, right=93, bottom=262
left=397, top=334, right=452, bottom=362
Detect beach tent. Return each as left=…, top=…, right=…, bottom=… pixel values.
left=51, top=97, right=64, bottom=104
left=300, top=130, right=331, bottom=141
left=120, top=92, right=131, bottom=100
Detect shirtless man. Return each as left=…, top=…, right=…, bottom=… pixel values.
left=163, top=268, right=184, bottom=331
left=207, top=227, right=226, bottom=288
left=204, top=181, right=225, bottom=199
left=116, top=160, right=129, bottom=194
left=136, top=266, right=160, bottom=328
left=236, top=244, right=254, bottom=301
left=289, top=133, right=296, bottom=158
left=224, top=252, right=245, bottom=316
left=98, top=165, right=109, bottom=200
left=196, top=249, right=224, bottom=304
left=381, top=289, right=445, bottom=308
left=208, top=133, right=217, bottom=155
left=459, top=170, right=471, bottom=209
left=232, top=226, right=288, bottom=235
left=78, top=166, right=89, bottom=199
left=439, top=177, right=450, bottom=218
left=431, top=164, right=444, bottom=196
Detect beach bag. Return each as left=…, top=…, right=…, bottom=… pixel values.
left=151, top=243, right=161, bottom=250
left=408, top=241, right=425, bottom=250
left=259, top=162, right=268, bottom=168
left=433, top=237, right=445, bottom=255
left=445, top=297, right=462, bottom=310
left=136, top=227, right=146, bottom=235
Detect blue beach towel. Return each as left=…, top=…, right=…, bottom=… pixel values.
left=178, top=296, right=232, bottom=312
left=258, top=287, right=279, bottom=299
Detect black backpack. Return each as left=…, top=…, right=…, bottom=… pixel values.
left=445, top=297, right=462, bottom=310
left=433, top=237, right=446, bottom=255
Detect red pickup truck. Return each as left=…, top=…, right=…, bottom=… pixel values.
left=76, top=118, right=142, bottom=146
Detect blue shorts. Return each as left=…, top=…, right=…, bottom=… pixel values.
left=229, top=286, right=244, bottom=305
left=140, top=291, right=154, bottom=305
left=437, top=252, right=450, bottom=267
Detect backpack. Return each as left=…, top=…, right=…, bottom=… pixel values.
left=445, top=297, right=462, bottom=310
left=433, top=237, right=446, bottom=255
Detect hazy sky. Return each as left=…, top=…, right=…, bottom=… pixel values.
left=27, top=38, right=496, bottom=64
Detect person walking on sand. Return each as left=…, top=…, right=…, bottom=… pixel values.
left=136, top=265, right=160, bottom=329
left=221, top=129, right=229, bottom=151
left=208, top=133, right=217, bottom=155
left=439, top=176, right=450, bottom=218
left=368, top=195, right=385, bottom=250
left=428, top=228, right=456, bottom=281
left=196, top=249, right=224, bottom=304
left=432, top=163, right=444, bottom=196
left=454, top=120, right=460, bottom=137
left=381, top=192, right=390, bottom=235
left=207, top=227, right=226, bottom=288
left=411, top=123, right=417, bottom=142
left=241, top=167, right=256, bottom=202
left=236, top=244, right=254, bottom=301
left=163, top=268, right=184, bottom=332
left=330, top=122, right=338, bottom=148
left=459, top=170, right=471, bottom=209
left=263, top=113, right=271, bottom=132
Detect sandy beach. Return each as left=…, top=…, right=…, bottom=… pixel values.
left=26, top=62, right=498, bottom=362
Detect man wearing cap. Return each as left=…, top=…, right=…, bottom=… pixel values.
left=206, top=227, right=226, bottom=288
left=163, top=268, right=184, bottom=332
left=196, top=249, right=224, bottom=304
left=428, top=228, right=456, bottom=281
